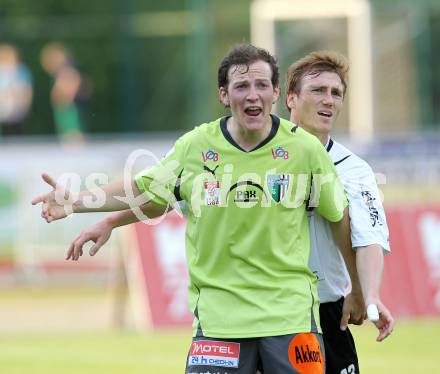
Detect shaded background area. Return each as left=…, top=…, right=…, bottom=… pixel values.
left=0, top=0, right=440, bottom=136
left=0, top=0, right=252, bottom=135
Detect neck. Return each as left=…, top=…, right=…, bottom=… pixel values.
left=319, top=133, right=330, bottom=146
left=304, top=128, right=330, bottom=146
left=227, top=117, right=272, bottom=151
left=290, top=114, right=330, bottom=146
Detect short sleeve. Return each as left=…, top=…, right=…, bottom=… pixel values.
left=342, top=163, right=390, bottom=252
left=310, top=142, right=348, bottom=222
left=135, top=136, right=187, bottom=207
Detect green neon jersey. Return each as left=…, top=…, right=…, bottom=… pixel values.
left=135, top=115, right=347, bottom=338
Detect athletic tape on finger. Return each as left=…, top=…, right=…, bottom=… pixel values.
left=367, top=304, right=379, bottom=322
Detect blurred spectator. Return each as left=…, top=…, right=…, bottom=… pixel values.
left=40, top=42, right=90, bottom=144
left=0, top=43, right=33, bottom=138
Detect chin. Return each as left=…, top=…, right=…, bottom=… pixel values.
left=317, top=120, right=333, bottom=132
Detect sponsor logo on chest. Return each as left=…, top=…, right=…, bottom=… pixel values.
left=271, top=145, right=289, bottom=160
left=202, top=148, right=219, bottom=162
left=204, top=181, right=221, bottom=206
left=267, top=174, right=290, bottom=203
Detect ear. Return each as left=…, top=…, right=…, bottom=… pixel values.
left=272, top=86, right=280, bottom=104
left=219, top=87, right=230, bottom=108
left=286, top=92, right=297, bottom=111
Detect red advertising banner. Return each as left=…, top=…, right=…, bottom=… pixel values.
left=382, top=206, right=440, bottom=317
left=131, top=213, right=193, bottom=328
left=129, top=206, right=440, bottom=328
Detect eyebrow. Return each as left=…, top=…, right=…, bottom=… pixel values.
left=310, top=85, right=342, bottom=94
left=232, top=77, right=271, bottom=84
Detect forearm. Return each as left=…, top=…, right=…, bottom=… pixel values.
left=106, top=209, right=141, bottom=229
left=72, top=179, right=145, bottom=213
left=106, top=202, right=170, bottom=229
left=355, top=244, right=384, bottom=304
left=330, top=208, right=362, bottom=295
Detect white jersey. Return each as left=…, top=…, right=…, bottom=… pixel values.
left=308, top=139, right=391, bottom=303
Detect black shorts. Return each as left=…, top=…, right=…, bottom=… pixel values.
left=185, top=333, right=325, bottom=374
left=320, top=297, right=359, bottom=374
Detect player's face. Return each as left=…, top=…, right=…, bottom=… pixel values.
left=287, top=71, right=343, bottom=142
left=219, top=60, right=280, bottom=133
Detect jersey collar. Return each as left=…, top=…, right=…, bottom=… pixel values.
left=220, top=115, right=280, bottom=153
left=326, top=138, right=334, bottom=152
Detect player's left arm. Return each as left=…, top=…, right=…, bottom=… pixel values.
left=356, top=244, right=394, bottom=341
left=344, top=161, right=394, bottom=341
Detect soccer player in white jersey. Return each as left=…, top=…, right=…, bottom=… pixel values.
left=285, top=51, right=394, bottom=374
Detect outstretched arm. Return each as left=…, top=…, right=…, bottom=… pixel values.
left=66, top=202, right=170, bottom=261
left=32, top=173, right=146, bottom=222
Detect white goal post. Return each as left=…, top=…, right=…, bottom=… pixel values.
left=251, top=0, right=373, bottom=141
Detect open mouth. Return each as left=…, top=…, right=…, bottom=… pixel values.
left=318, top=111, right=332, bottom=118
left=245, top=107, right=262, bottom=117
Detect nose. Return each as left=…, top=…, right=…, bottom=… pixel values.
left=322, top=90, right=334, bottom=106
left=246, top=84, right=258, bottom=101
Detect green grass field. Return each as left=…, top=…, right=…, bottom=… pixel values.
left=0, top=319, right=439, bottom=373
left=1, top=286, right=438, bottom=373
left=352, top=319, right=439, bottom=373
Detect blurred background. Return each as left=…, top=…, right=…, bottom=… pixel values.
left=1, top=0, right=439, bottom=373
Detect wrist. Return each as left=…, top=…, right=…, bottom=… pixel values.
left=72, top=192, right=85, bottom=213
left=105, top=214, right=119, bottom=229
left=350, top=280, right=363, bottom=295
left=365, top=294, right=381, bottom=306
left=350, top=289, right=364, bottom=303
left=71, top=200, right=80, bottom=213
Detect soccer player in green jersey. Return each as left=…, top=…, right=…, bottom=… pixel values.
left=32, top=44, right=350, bottom=373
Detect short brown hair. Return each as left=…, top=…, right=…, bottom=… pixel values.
left=285, top=51, right=349, bottom=108
left=218, top=44, right=279, bottom=89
